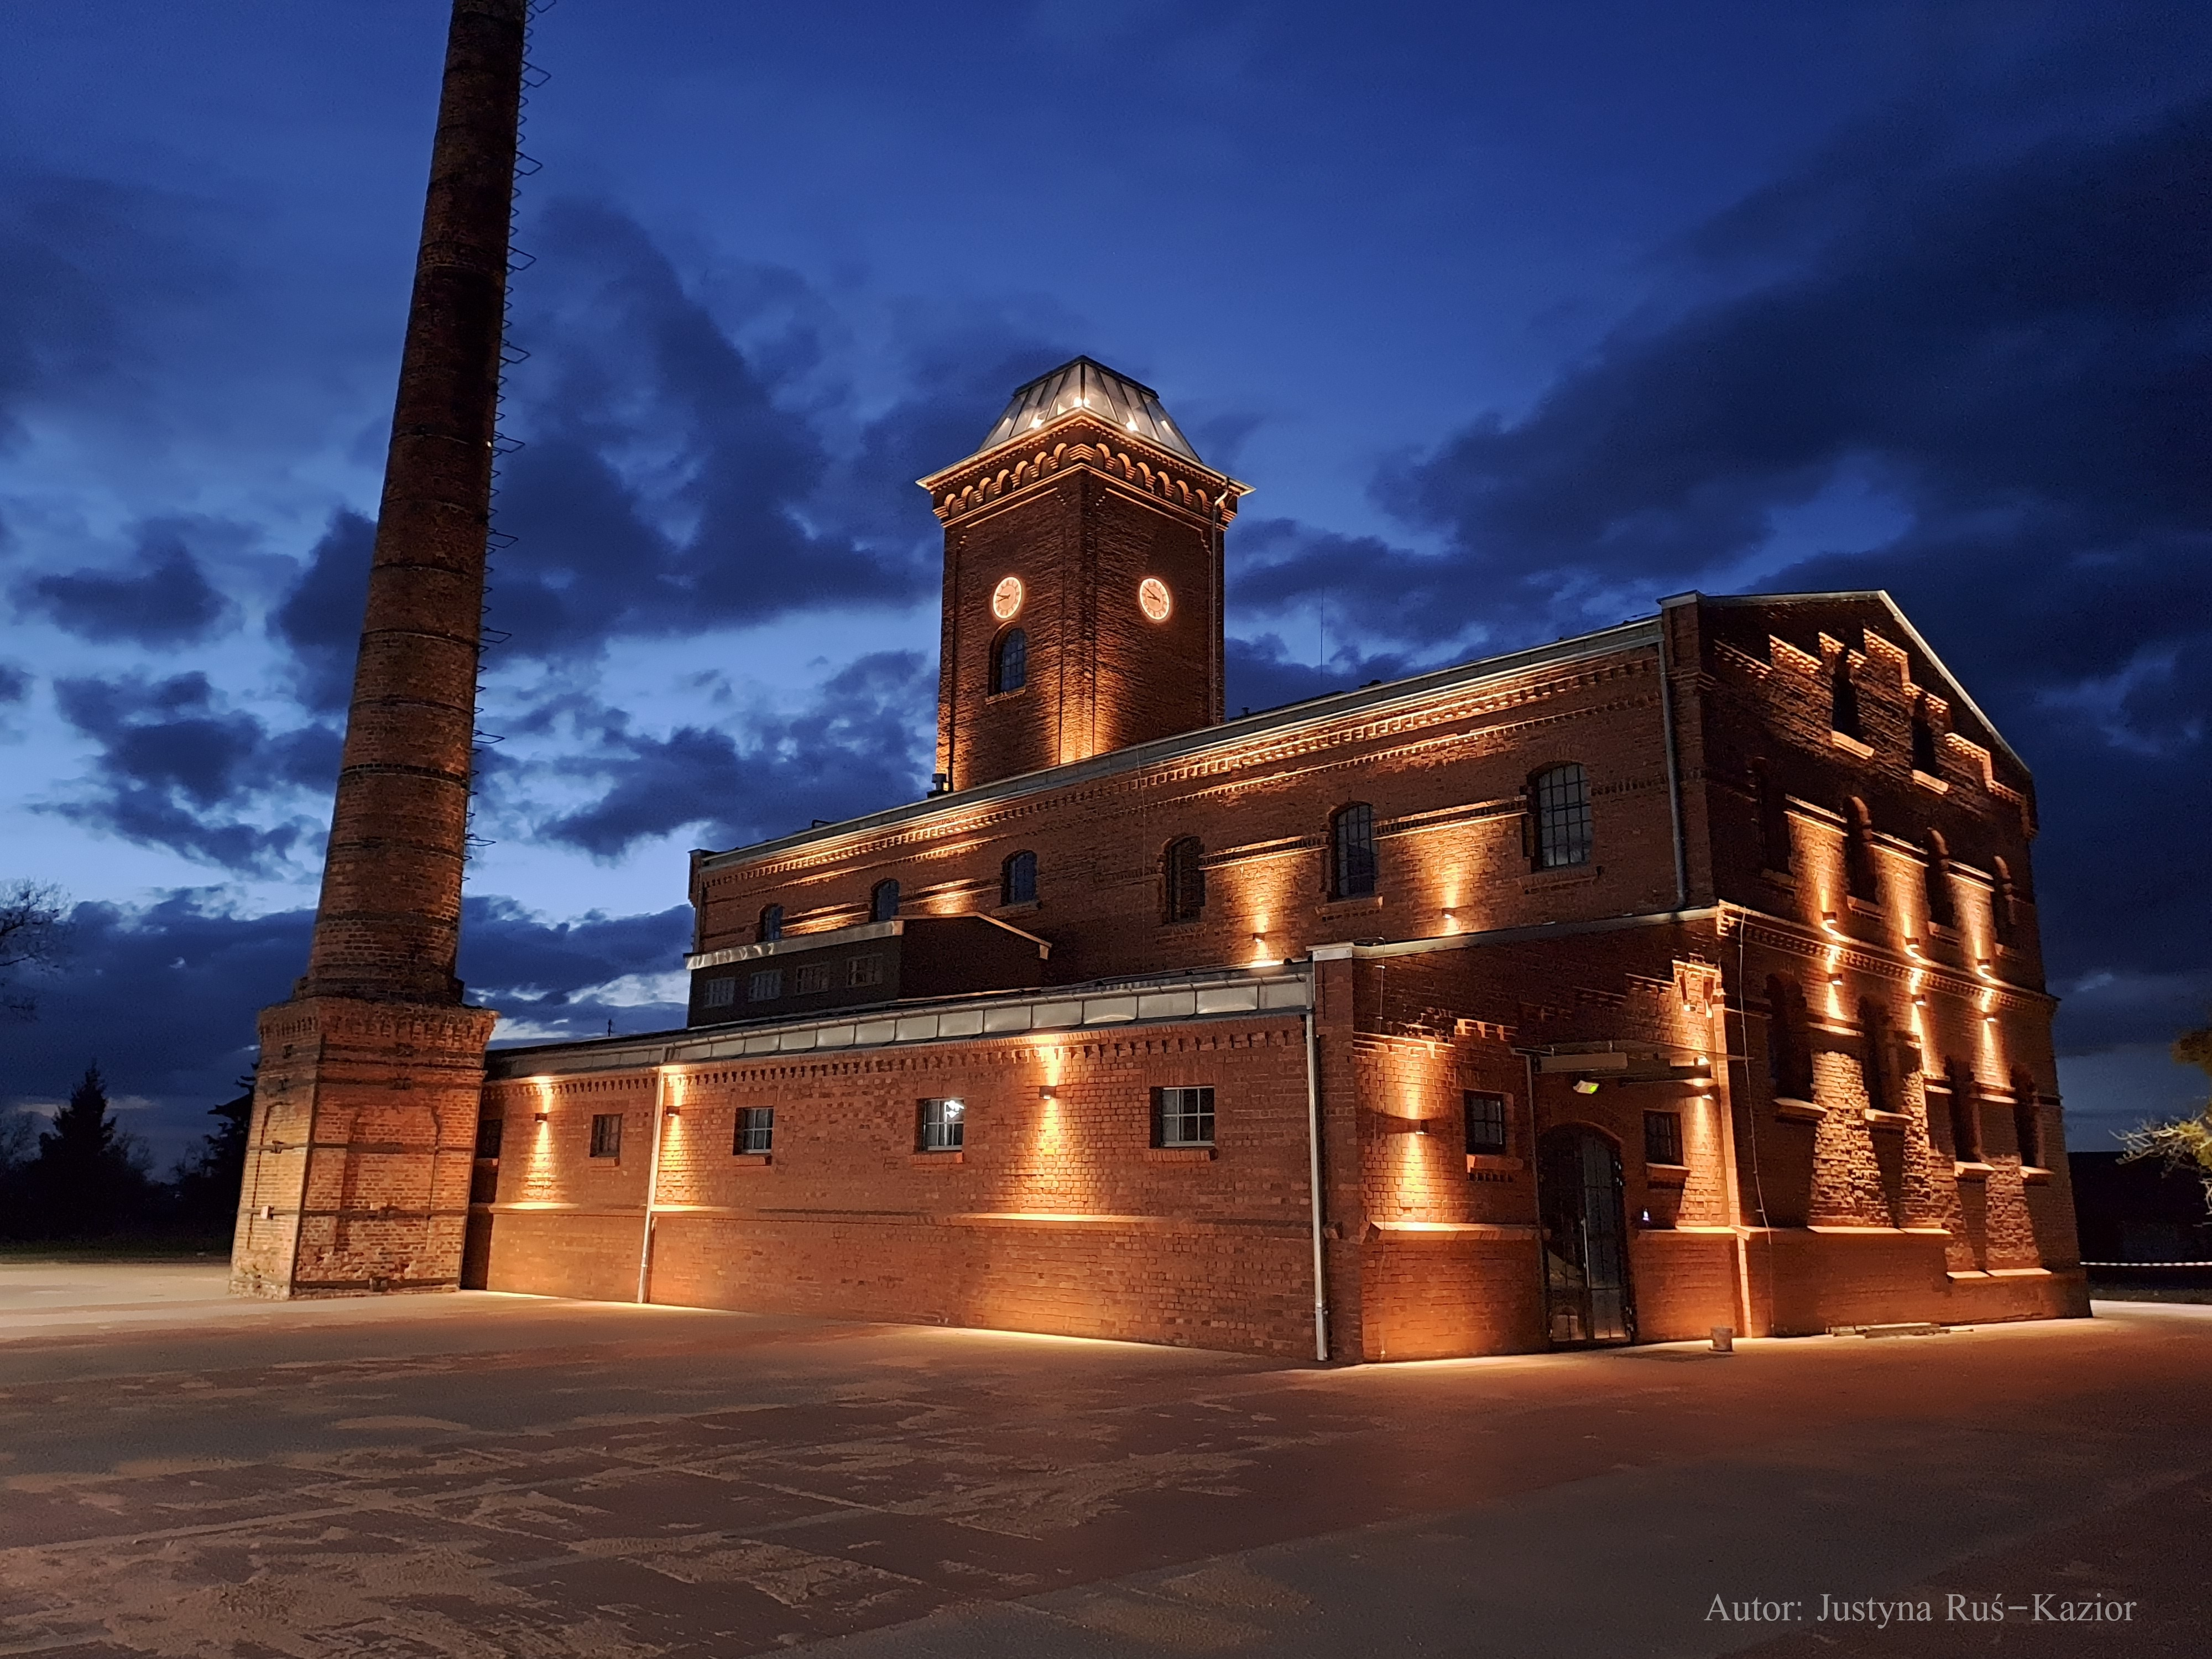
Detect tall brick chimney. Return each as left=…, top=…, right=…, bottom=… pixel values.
left=231, top=0, right=527, bottom=1298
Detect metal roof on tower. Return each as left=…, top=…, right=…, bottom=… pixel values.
left=968, top=357, right=1202, bottom=465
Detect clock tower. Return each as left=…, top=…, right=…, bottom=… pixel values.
left=919, top=358, right=1249, bottom=792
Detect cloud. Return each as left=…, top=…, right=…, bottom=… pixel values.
left=0, top=660, right=26, bottom=702
left=462, top=895, right=693, bottom=1044
left=481, top=201, right=947, bottom=658
left=268, top=509, right=373, bottom=712
left=46, top=673, right=340, bottom=872
left=17, top=519, right=238, bottom=645
left=533, top=650, right=935, bottom=859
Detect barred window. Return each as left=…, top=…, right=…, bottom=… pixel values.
left=794, top=963, right=831, bottom=995
left=1922, top=832, right=1954, bottom=929
left=1164, top=836, right=1206, bottom=921
left=1153, top=1086, right=1215, bottom=1148
left=870, top=879, right=900, bottom=922
left=1844, top=797, right=1879, bottom=904
left=1463, top=1091, right=1507, bottom=1155
left=1329, top=804, right=1377, bottom=898
left=1643, top=1110, right=1683, bottom=1167
left=735, top=1107, right=774, bottom=1156
left=589, top=1113, right=623, bottom=1159
left=747, top=968, right=783, bottom=1001
left=990, top=626, right=1027, bottom=694
left=1532, top=764, right=1594, bottom=869
left=1001, top=850, right=1037, bottom=905
left=701, top=975, right=737, bottom=1010
left=474, top=1117, right=503, bottom=1160
left=849, top=953, right=884, bottom=988
left=918, top=1097, right=965, bottom=1152
left=758, top=904, right=784, bottom=943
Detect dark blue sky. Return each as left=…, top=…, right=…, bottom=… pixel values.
left=3, top=1, right=2206, bottom=1165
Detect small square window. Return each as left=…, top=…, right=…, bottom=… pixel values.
left=700, top=976, right=736, bottom=1009
left=1644, top=1110, right=1683, bottom=1167
left=1153, top=1086, right=1215, bottom=1148
left=474, top=1117, right=503, bottom=1160
left=747, top=968, right=783, bottom=1001
left=589, top=1113, right=623, bottom=1159
left=735, top=1107, right=774, bottom=1155
left=794, top=963, right=831, bottom=995
left=918, top=1097, right=964, bottom=1152
left=1463, top=1091, right=1507, bottom=1155
left=849, top=953, right=884, bottom=988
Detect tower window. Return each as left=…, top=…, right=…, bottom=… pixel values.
left=1991, top=857, right=2018, bottom=947
left=917, top=1097, right=965, bottom=1152
left=1859, top=999, right=1893, bottom=1115
left=1464, top=1091, right=1507, bottom=1155
left=870, top=879, right=900, bottom=923
left=2012, top=1073, right=2043, bottom=1168
left=1001, top=851, right=1037, bottom=906
left=1766, top=975, right=1813, bottom=1103
left=1831, top=651, right=1861, bottom=738
left=1912, top=701, right=1942, bottom=773
left=589, top=1113, right=623, bottom=1159
left=1153, top=1086, right=1215, bottom=1149
left=735, top=1107, right=774, bottom=1156
left=1922, top=832, right=1955, bottom=930
left=990, top=626, right=1027, bottom=694
left=1752, top=760, right=1792, bottom=873
left=1532, top=764, right=1594, bottom=869
left=1844, top=797, right=1879, bottom=905
left=1164, top=836, right=1206, bottom=921
left=1947, top=1061, right=1982, bottom=1162
left=1329, top=804, right=1378, bottom=898
left=757, top=904, right=783, bottom=943
left=474, top=1117, right=503, bottom=1160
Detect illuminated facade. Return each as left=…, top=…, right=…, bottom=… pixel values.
left=465, top=358, right=2086, bottom=1358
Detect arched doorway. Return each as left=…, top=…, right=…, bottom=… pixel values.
left=1538, top=1125, right=1635, bottom=1345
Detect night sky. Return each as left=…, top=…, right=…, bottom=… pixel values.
left=3, top=2, right=2206, bottom=1168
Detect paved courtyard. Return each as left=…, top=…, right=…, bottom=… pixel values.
left=0, top=1262, right=2204, bottom=1657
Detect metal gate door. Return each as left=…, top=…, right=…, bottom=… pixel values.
left=1538, top=1126, right=1634, bottom=1345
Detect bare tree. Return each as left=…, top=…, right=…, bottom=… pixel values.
left=0, top=880, right=69, bottom=1019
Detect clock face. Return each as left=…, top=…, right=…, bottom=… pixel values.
left=991, top=576, right=1024, bottom=620
left=1138, top=577, right=1172, bottom=622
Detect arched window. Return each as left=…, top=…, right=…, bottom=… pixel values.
left=1766, top=975, right=1813, bottom=1104
left=989, top=626, right=1027, bottom=694
left=1532, top=764, right=1594, bottom=870
left=1830, top=651, right=1861, bottom=738
left=757, top=904, right=783, bottom=943
left=1922, top=831, right=1955, bottom=930
left=870, top=879, right=900, bottom=923
left=1990, top=857, right=2018, bottom=947
left=1844, top=797, right=1879, bottom=905
left=2011, top=1072, right=2043, bottom=1168
left=1000, top=850, right=1037, bottom=906
left=1164, top=836, right=1205, bottom=921
left=1329, top=804, right=1377, bottom=898
left=1752, top=760, right=1792, bottom=873
left=1859, top=999, right=1893, bottom=1115
left=1946, top=1059, right=1981, bottom=1162
left=1911, top=700, right=1942, bottom=774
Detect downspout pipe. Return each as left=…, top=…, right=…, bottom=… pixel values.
left=1305, top=1006, right=1329, bottom=1364
left=1656, top=613, right=1690, bottom=910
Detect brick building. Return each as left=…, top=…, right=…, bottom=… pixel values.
left=466, top=357, right=2086, bottom=1359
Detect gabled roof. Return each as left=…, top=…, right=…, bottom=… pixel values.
left=967, top=357, right=1202, bottom=465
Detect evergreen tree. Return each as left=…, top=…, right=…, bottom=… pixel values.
left=17, top=1063, right=153, bottom=1238
left=175, top=1073, right=255, bottom=1234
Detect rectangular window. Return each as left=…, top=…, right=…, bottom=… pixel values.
left=849, top=953, right=884, bottom=988
left=589, top=1113, right=623, bottom=1159
left=474, top=1117, right=503, bottom=1160
left=1644, top=1110, right=1684, bottom=1167
left=747, top=968, right=783, bottom=1001
left=735, top=1106, right=774, bottom=1155
left=1463, top=1091, right=1507, bottom=1155
left=1153, top=1086, right=1215, bottom=1148
left=917, top=1097, right=965, bottom=1152
left=701, top=975, right=736, bottom=1009
left=794, top=963, right=831, bottom=995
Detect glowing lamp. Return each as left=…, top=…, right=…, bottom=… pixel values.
left=1038, top=1086, right=1057, bottom=1103
left=1572, top=1079, right=1601, bottom=1095
left=534, top=1112, right=549, bottom=1124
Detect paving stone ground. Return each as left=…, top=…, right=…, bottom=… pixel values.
left=1, top=1262, right=2204, bottom=1657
